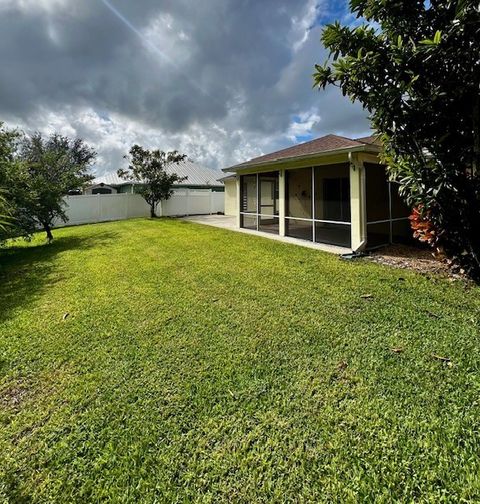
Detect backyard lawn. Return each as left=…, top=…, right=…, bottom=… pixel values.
left=1, top=218, right=480, bottom=502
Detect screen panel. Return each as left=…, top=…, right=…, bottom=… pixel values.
left=315, top=222, right=351, bottom=247
left=240, top=175, right=257, bottom=213
left=314, top=164, right=351, bottom=222
left=286, top=218, right=313, bottom=241
left=286, top=168, right=312, bottom=219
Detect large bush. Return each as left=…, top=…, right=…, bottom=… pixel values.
left=0, top=125, right=96, bottom=242
left=314, top=0, right=480, bottom=279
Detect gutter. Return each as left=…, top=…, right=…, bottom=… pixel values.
left=217, top=174, right=236, bottom=182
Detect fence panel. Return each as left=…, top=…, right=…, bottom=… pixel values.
left=55, top=190, right=224, bottom=227
left=160, top=190, right=189, bottom=216
left=210, top=192, right=224, bottom=213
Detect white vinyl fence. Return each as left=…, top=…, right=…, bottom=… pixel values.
left=55, top=190, right=224, bottom=227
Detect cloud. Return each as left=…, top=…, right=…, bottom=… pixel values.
left=0, top=0, right=370, bottom=174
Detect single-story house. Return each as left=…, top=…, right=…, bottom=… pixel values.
left=222, top=134, right=412, bottom=252
left=86, top=159, right=225, bottom=195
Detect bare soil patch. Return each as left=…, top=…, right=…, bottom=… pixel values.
left=0, top=378, right=31, bottom=411
left=368, top=244, right=452, bottom=276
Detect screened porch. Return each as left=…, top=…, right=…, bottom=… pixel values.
left=239, top=162, right=411, bottom=250
left=240, top=164, right=352, bottom=248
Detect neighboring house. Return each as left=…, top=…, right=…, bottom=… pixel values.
left=222, top=134, right=411, bottom=251
left=86, top=159, right=225, bottom=195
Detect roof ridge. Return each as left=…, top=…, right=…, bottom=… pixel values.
left=244, top=134, right=357, bottom=164
left=328, top=133, right=356, bottom=141
left=354, top=134, right=382, bottom=146
left=329, top=133, right=369, bottom=146
left=225, top=132, right=380, bottom=172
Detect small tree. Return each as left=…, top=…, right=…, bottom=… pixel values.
left=17, top=133, right=96, bottom=241
left=0, top=189, right=12, bottom=233
left=0, top=123, right=26, bottom=242
left=313, top=0, right=480, bottom=279
left=118, top=145, right=187, bottom=218
left=0, top=124, right=14, bottom=232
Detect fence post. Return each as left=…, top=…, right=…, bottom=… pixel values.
left=97, top=194, right=101, bottom=221
left=186, top=188, right=190, bottom=216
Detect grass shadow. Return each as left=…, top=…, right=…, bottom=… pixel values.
left=0, top=232, right=118, bottom=324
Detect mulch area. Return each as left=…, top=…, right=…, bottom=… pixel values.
left=367, top=244, right=456, bottom=278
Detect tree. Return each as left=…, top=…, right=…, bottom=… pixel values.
left=118, top=145, right=187, bottom=218
left=0, top=124, right=14, bottom=232
left=17, top=133, right=96, bottom=241
left=0, top=189, right=12, bottom=234
left=313, top=1, right=480, bottom=279
left=0, top=123, right=24, bottom=241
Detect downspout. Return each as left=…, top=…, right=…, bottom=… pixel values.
left=349, top=151, right=367, bottom=253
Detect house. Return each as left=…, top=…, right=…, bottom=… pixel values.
left=221, top=134, right=411, bottom=251
left=86, top=159, right=225, bottom=195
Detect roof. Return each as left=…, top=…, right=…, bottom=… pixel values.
left=217, top=174, right=236, bottom=182
left=355, top=135, right=382, bottom=145
left=92, top=159, right=224, bottom=187
left=224, top=134, right=381, bottom=172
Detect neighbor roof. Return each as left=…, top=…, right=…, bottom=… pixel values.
left=224, top=134, right=381, bottom=172
left=92, top=159, right=224, bottom=187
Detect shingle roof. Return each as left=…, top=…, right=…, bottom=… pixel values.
left=225, top=134, right=380, bottom=172
left=354, top=135, right=382, bottom=145
left=92, top=159, right=224, bottom=187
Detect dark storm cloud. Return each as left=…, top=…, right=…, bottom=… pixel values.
left=0, top=0, right=370, bottom=172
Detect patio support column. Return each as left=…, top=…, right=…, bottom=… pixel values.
left=279, top=169, right=286, bottom=236
left=235, top=175, right=241, bottom=228
left=349, top=153, right=367, bottom=252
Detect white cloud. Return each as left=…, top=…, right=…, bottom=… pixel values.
left=287, top=111, right=321, bottom=141
left=0, top=0, right=370, bottom=175
left=0, top=0, right=73, bottom=14
left=141, top=12, right=194, bottom=66
left=291, top=0, right=322, bottom=51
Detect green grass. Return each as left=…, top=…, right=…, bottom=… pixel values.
left=1, top=218, right=480, bottom=503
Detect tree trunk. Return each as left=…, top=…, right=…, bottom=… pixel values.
left=150, top=203, right=156, bottom=218
left=44, top=223, right=53, bottom=243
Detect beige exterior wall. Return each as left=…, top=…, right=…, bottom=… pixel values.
left=223, top=178, right=237, bottom=216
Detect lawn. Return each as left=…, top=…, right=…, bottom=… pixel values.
left=1, top=218, right=480, bottom=503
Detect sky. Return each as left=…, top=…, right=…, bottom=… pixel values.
left=0, top=0, right=371, bottom=175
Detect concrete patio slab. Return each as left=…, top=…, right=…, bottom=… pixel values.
left=180, top=215, right=351, bottom=255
